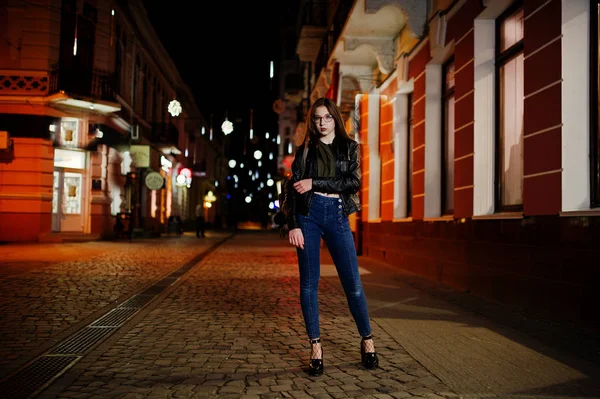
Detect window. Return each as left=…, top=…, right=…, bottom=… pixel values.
left=442, top=58, right=455, bottom=215
left=593, top=1, right=600, bottom=207
left=495, top=2, right=524, bottom=211
left=407, top=93, right=413, bottom=217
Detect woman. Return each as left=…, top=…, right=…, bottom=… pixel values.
left=282, top=97, right=378, bottom=376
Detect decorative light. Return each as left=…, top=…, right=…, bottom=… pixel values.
left=168, top=100, right=182, bottom=117
left=254, top=150, right=262, bottom=160
left=228, top=159, right=236, bottom=168
left=267, top=179, right=274, bottom=187
left=245, top=196, right=252, bottom=203
left=205, top=190, right=217, bottom=203
left=222, top=119, right=233, bottom=135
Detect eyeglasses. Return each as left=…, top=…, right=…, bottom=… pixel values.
left=312, top=114, right=334, bottom=124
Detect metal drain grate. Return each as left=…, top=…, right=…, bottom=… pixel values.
left=119, top=294, right=155, bottom=309
left=140, top=285, right=166, bottom=296
left=91, top=307, right=138, bottom=327
left=154, top=276, right=178, bottom=286
left=0, top=355, right=79, bottom=399
left=50, top=327, right=115, bottom=355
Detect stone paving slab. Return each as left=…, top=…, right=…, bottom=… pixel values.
left=45, top=233, right=458, bottom=399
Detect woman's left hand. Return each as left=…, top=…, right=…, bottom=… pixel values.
left=294, top=179, right=313, bottom=194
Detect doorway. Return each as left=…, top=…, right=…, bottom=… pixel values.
left=52, top=168, right=85, bottom=232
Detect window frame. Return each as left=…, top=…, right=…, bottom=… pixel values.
left=494, top=0, right=525, bottom=212
left=591, top=0, right=600, bottom=207
left=441, top=56, right=455, bottom=215
left=407, top=92, right=413, bottom=217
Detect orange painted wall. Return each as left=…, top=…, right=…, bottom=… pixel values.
left=407, top=42, right=431, bottom=220
left=359, top=96, right=370, bottom=218
left=0, top=138, right=53, bottom=242
left=379, top=83, right=396, bottom=221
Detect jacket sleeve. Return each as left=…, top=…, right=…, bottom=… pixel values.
left=312, top=140, right=361, bottom=195
left=282, top=144, right=305, bottom=230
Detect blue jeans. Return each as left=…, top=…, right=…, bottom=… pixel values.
left=296, top=194, right=372, bottom=340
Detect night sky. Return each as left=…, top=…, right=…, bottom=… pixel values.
left=142, top=2, right=294, bottom=136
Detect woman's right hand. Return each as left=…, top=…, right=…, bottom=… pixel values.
left=289, top=228, right=304, bottom=249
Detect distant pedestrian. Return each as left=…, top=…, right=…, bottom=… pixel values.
left=195, top=203, right=205, bottom=238
left=281, top=97, right=378, bottom=376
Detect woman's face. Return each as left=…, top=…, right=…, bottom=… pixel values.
left=313, top=105, right=335, bottom=141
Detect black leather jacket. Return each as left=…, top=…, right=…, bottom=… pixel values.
left=283, top=137, right=362, bottom=230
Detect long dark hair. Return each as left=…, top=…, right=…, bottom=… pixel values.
left=302, top=97, right=352, bottom=147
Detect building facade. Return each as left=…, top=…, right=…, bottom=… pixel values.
left=0, top=0, right=223, bottom=242
left=285, top=0, right=599, bottom=329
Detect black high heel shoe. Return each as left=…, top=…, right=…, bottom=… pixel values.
left=307, top=338, right=323, bottom=376
left=361, top=335, right=379, bottom=369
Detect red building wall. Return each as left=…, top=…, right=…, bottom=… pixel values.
left=446, top=0, right=484, bottom=218
left=523, top=0, right=562, bottom=215
left=360, top=0, right=599, bottom=329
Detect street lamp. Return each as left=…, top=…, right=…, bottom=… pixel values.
left=221, top=118, right=233, bottom=135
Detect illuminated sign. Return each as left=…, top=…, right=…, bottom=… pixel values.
left=145, top=171, right=164, bottom=190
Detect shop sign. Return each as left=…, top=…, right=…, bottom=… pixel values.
left=130, top=145, right=150, bottom=168
left=145, top=170, right=164, bottom=190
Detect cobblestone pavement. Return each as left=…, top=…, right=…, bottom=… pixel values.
left=0, top=233, right=224, bottom=381
left=1, top=231, right=600, bottom=399
left=42, top=233, right=457, bottom=399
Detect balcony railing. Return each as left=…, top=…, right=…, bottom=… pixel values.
left=49, top=66, right=117, bottom=102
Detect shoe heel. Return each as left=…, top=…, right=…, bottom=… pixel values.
left=308, top=338, right=323, bottom=376
left=361, top=335, right=379, bottom=370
